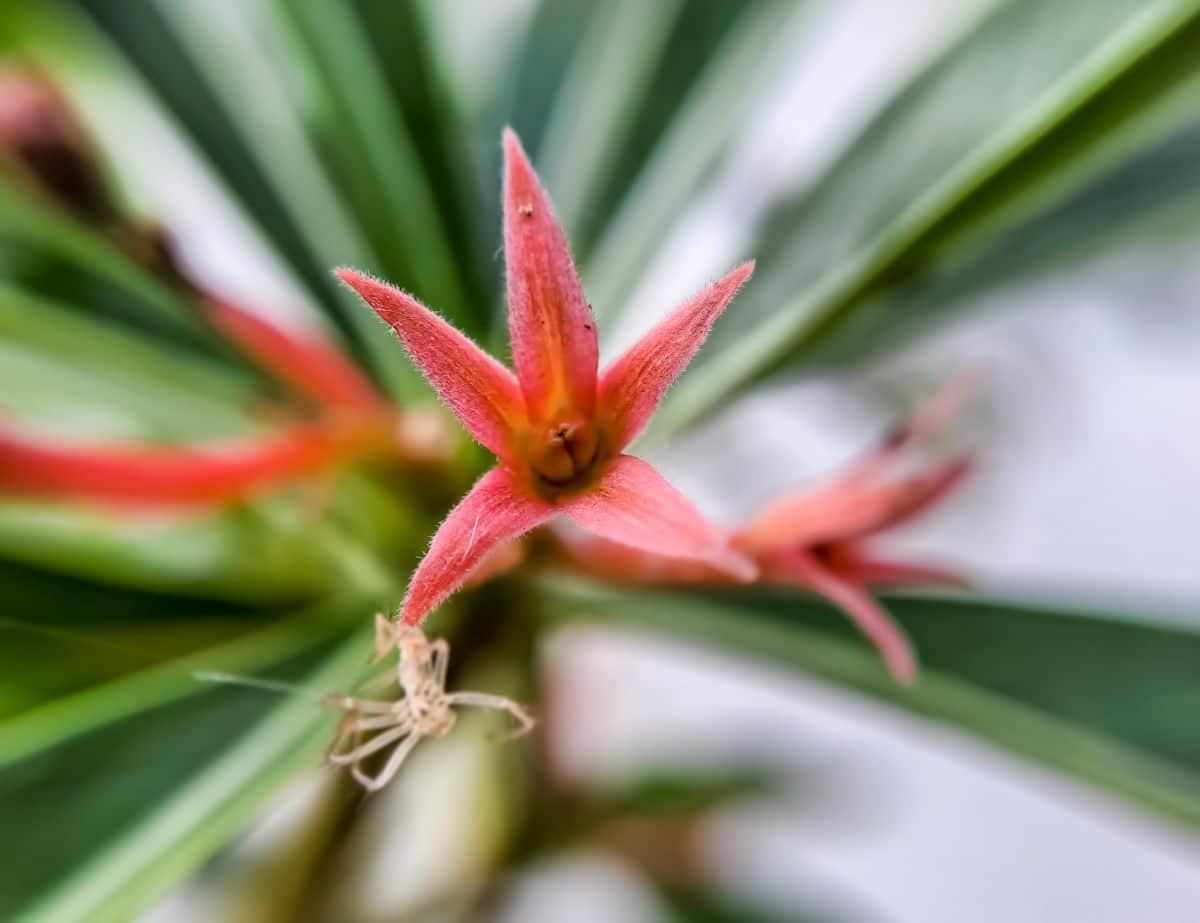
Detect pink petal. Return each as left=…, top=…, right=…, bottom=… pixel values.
left=206, top=298, right=384, bottom=412
left=0, top=422, right=348, bottom=508
left=336, top=269, right=527, bottom=461
left=401, top=467, right=554, bottom=625
left=870, top=456, right=972, bottom=534
left=598, top=262, right=753, bottom=451
left=737, top=456, right=972, bottom=551
left=846, top=368, right=983, bottom=486
left=553, top=527, right=735, bottom=586
left=828, top=545, right=968, bottom=589
left=561, top=454, right=755, bottom=581
left=767, top=549, right=917, bottom=685
left=502, top=129, right=598, bottom=420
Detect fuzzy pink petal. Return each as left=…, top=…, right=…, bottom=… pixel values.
left=206, top=298, right=384, bottom=412
left=561, top=455, right=754, bottom=581
left=336, top=269, right=526, bottom=460
left=768, top=549, right=916, bottom=685
left=598, top=263, right=754, bottom=450
left=502, top=129, right=598, bottom=419
left=401, top=467, right=554, bottom=625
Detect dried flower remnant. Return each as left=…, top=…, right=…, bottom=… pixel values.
left=325, top=616, right=535, bottom=792
left=0, top=69, right=115, bottom=225
left=556, top=373, right=980, bottom=684
left=338, top=129, right=757, bottom=626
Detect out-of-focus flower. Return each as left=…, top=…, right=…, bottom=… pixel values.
left=555, top=374, right=980, bottom=684
left=338, top=129, right=756, bottom=626
left=0, top=420, right=360, bottom=508
left=0, top=295, right=453, bottom=510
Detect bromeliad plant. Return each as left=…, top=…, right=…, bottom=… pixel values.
left=4, top=0, right=1200, bottom=919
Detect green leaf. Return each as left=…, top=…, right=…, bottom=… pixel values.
left=548, top=583, right=1200, bottom=829
left=599, top=765, right=780, bottom=818
left=534, top=0, right=685, bottom=240
left=0, top=501, right=343, bottom=602
left=582, top=0, right=805, bottom=315
left=0, top=558, right=265, bottom=718
left=0, top=617, right=371, bottom=922
left=71, top=0, right=426, bottom=399
left=267, top=0, right=478, bottom=331
left=0, top=176, right=208, bottom=346
left=0, top=593, right=365, bottom=768
left=0, top=285, right=256, bottom=440
left=802, top=114, right=1200, bottom=367
left=662, top=0, right=1200, bottom=431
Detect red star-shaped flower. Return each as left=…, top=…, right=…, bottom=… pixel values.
left=339, top=130, right=755, bottom=625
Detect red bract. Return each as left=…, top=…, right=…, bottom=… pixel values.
left=338, top=129, right=756, bottom=626
left=0, top=421, right=355, bottom=508
left=205, top=298, right=387, bottom=414
left=0, top=301, right=452, bottom=510
left=556, top=374, right=979, bottom=684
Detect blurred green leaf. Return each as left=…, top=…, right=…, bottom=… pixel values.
left=663, top=0, right=1200, bottom=430
left=660, top=887, right=846, bottom=923
left=804, top=114, right=1200, bottom=366
left=0, top=558, right=266, bottom=718
left=0, top=621, right=369, bottom=922
left=268, top=0, right=477, bottom=331
left=582, top=0, right=805, bottom=316
left=0, top=285, right=256, bottom=440
left=70, top=0, right=427, bottom=399
left=550, top=584, right=1200, bottom=828
left=0, top=175, right=208, bottom=346
left=600, top=765, right=780, bottom=818
left=0, top=501, right=345, bottom=602
left=0, top=594, right=367, bottom=767
left=534, top=0, right=685, bottom=240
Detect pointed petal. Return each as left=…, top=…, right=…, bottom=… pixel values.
left=502, top=129, right=597, bottom=419
left=0, top=422, right=347, bottom=508
left=206, top=298, right=383, bottom=412
left=401, top=467, right=554, bottom=625
left=598, top=262, right=754, bottom=450
left=827, top=544, right=969, bottom=589
left=870, top=456, right=972, bottom=534
left=738, top=456, right=972, bottom=551
left=337, top=269, right=526, bottom=460
left=847, top=369, right=983, bottom=485
left=561, top=455, right=754, bottom=581
left=767, top=549, right=916, bottom=685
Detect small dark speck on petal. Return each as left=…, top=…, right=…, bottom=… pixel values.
left=519, top=203, right=534, bottom=217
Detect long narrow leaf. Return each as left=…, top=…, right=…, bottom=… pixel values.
left=548, top=582, right=1200, bottom=828
left=662, top=0, right=1200, bottom=430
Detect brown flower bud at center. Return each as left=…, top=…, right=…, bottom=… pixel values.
left=528, top=419, right=599, bottom=486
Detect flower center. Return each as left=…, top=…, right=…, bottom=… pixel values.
left=527, top=418, right=600, bottom=489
